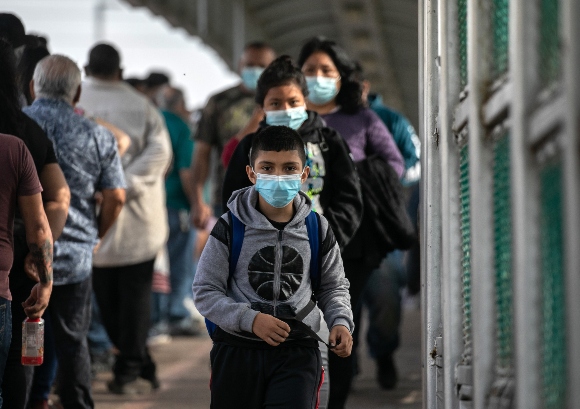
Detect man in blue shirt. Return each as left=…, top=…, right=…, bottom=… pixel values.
left=24, top=54, right=126, bottom=409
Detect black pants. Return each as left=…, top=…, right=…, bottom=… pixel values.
left=327, top=258, right=374, bottom=409
left=2, top=276, right=34, bottom=409
left=92, top=259, right=156, bottom=384
left=49, top=278, right=94, bottom=409
left=210, top=341, right=323, bottom=409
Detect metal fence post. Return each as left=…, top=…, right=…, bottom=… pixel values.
left=510, top=0, right=542, bottom=407
left=438, top=0, right=463, bottom=407
left=562, top=0, right=580, bottom=405
left=467, top=1, right=495, bottom=408
left=421, top=0, right=442, bottom=408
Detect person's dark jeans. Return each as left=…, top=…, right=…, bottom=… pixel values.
left=48, top=277, right=94, bottom=409
left=356, top=252, right=405, bottom=361
left=327, top=258, right=374, bottom=409
left=151, top=209, right=197, bottom=326
left=0, top=296, right=12, bottom=408
left=93, top=259, right=157, bottom=385
left=87, top=292, right=113, bottom=355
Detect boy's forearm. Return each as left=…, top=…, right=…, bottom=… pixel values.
left=316, top=243, right=354, bottom=333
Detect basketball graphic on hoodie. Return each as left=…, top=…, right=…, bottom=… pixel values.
left=248, top=245, right=304, bottom=301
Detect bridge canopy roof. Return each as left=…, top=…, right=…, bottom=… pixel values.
left=123, top=0, right=418, bottom=125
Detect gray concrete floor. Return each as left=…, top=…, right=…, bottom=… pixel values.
left=90, top=307, right=422, bottom=409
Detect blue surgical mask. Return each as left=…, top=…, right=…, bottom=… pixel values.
left=240, top=67, right=264, bottom=91
left=253, top=171, right=304, bottom=208
left=264, top=106, right=308, bottom=130
left=305, top=76, right=340, bottom=105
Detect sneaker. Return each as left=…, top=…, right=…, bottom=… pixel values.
left=90, top=350, right=115, bottom=377
left=107, top=378, right=153, bottom=395
left=377, top=355, right=399, bottom=390
left=141, top=374, right=161, bottom=390
left=147, top=321, right=172, bottom=346
left=168, top=316, right=202, bottom=336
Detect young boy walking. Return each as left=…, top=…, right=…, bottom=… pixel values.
left=193, top=126, right=353, bottom=408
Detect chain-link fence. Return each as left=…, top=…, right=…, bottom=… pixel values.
left=492, top=134, right=513, bottom=371
left=540, top=163, right=566, bottom=409
left=459, top=143, right=472, bottom=364
left=539, top=0, right=561, bottom=87
left=491, top=0, right=509, bottom=79
left=458, top=0, right=468, bottom=89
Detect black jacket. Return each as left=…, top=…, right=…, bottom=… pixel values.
left=343, top=155, right=416, bottom=270
left=222, top=111, right=363, bottom=249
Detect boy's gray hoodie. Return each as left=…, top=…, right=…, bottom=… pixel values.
left=193, top=186, right=354, bottom=341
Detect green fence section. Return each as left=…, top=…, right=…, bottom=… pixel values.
left=491, top=0, right=509, bottom=79
left=459, top=144, right=472, bottom=361
left=458, top=0, right=468, bottom=89
left=492, top=134, right=513, bottom=370
left=539, top=163, right=566, bottom=409
left=539, top=0, right=560, bottom=86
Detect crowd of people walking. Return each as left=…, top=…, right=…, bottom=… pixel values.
left=0, top=10, right=419, bottom=409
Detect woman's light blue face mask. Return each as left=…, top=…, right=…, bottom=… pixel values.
left=305, top=76, right=340, bottom=105
left=252, top=170, right=305, bottom=208
left=264, top=106, right=308, bottom=130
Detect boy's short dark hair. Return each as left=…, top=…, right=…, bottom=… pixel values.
left=255, top=55, right=308, bottom=106
left=249, top=126, right=306, bottom=168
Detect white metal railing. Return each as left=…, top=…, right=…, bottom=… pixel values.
left=420, top=0, right=579, bottom=408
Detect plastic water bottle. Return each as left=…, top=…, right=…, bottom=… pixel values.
left=22, top=317, right=44, bottom=366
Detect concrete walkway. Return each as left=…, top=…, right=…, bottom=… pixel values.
left=91, top=307, right=422, bottom=409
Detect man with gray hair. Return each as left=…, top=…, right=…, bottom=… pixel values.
left=24, top=54, right=127, bottom=408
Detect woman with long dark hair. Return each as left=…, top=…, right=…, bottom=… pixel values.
left=298, top=36, right=404, bottom=175
left=298, top=36, right=406, bottom=409
left=0, top=39, right=70, bottom=409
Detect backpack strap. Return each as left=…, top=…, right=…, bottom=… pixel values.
left=294, top=211, right=321, bottom=321
left=205, top=212, right=245, bottom=338
left=228, top=211, right=245, bottom=277
left=305, top=211, right=321, bottom=291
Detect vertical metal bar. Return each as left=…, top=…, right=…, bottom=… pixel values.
left=438, top=0, right=463, bottom=407
left=232, top=0, right=245, bottom=66
left=197, top=0, right=208, bottom=38
left=94, top=0, right=107, bottom=42
left=421, top=0, right=442, bottom=408
left=562, top=0, right=580, bottom=405
left=466, top=1, right=495, bottom=408
left=510, top=0, right=542, bottom=407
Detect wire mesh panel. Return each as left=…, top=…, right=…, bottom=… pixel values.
left=458, top=0, right=468, bottom=89
left=539, top=163, right=566, bottom=409
left=491, top=0, right=509, bottom=79
left=539, top=0, right=561, bottom=86
left=492, top=134, right=513, bottom=370
left=459, top=144, right=472, bottom=362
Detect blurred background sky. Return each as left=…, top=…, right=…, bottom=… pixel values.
left=3, top=0, right=241, bottom=109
